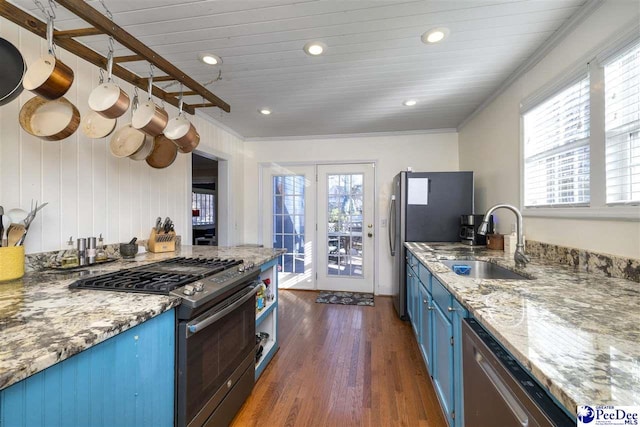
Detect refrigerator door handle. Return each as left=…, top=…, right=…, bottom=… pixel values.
left=388, top=195, right=396, bottom=256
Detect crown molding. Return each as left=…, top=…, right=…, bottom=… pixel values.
left=244, top=128, right=457, bottom=142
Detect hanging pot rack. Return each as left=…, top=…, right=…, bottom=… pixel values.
left=0, top=0, right=230, bottom=115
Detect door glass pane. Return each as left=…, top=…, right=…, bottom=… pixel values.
left=273, top=176, right=305, bottom=274
left=327, top=173, right=363, bottom=277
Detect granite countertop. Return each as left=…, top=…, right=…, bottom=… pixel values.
left=405, top=242, right=640, bottom=414
left=0, top=245, right=284, bottom=391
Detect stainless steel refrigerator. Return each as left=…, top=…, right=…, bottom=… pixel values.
left=389, top=171, right=474, bottom=319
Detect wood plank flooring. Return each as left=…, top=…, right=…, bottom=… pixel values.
left=231, top=290, right=447, bottom=427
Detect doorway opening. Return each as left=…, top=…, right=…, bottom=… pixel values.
left=192, top=153, right=218, bottom=246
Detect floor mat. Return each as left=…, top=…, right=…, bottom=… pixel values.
left=315, top=291, right=374, bottom=306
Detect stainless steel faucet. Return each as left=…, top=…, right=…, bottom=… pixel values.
left=477, top=204, right=530, bottom=268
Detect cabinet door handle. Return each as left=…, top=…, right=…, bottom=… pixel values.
left=423, top=299, right=427, bottom=304
left=408, top=273, right=412, bottom=277
left=447, top=306, right=456, bottom=312
left=428, top=306, right=434, bottom=310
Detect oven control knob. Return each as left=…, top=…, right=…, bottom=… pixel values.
left=246, top=262, right=254, bottom=269
left=238, top=265, right=245, bottom=272
left=183, top=285, right=195, bottom=296
left=194, top=282, right=204, bottom=292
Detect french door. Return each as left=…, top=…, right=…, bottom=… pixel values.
left=262, top=165, right=316, bottom=290
left=316, top=164, right=374, bottom=293
left=262, top=163, right=375, bottom=293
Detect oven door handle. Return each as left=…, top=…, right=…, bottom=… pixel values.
left=187, top=285, right=260, bottom=336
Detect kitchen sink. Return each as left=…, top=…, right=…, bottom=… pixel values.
left=439, top=259, right=532, bottom=280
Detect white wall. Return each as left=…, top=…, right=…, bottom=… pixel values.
left=459, top=0, right=640, bottom=259
left=0, top=18, right=245, bottom=253
left=243, top=132, right=459, bottom=295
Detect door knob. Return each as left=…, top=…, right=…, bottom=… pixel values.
left=367, top=232, right=373, bottom=237
left=367, top=224, right=373, bottom=228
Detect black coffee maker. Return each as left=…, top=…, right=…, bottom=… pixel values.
left=459, top=214, right=494, bottom=246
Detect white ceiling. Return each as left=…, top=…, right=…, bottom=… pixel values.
left=11, top=0, right=589, bottom=138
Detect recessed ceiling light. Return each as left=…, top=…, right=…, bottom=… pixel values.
left=303, top=41, right=326, bottom=56
left=200, top=53, right=222, bottom=65
left=421, top=27, right=450, bottom=44
left=259, top=108, right=272, bottom=115
left=403, top=99, right=418, bottom=106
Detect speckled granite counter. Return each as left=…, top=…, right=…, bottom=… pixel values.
left=0, top=246, right=284, bottom=391
left=405, top=242, right=640, bottom=414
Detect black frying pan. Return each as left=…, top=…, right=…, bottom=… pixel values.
left=0, top=38, right=26, bottom=106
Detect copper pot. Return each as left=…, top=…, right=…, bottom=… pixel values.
left=88, top=82, right=130, bottom=119
left=129, top=134, right=155, bottom=161
left=19, top=96, right=80, bottom=141
left=176, top=131, right=200, bottom=154
left=88, top=52, right=129, bottom=118
left=110, top=123, right=146, bottom=158
left=132, top=100, right=168, bottom=136
left=164, top=114, right=199, bottom=152
left=22, top=53, right=74, bottom=100
left=146, top=135, right=178, bottom=169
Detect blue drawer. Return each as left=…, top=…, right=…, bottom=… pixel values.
left=432, top=276, right=453, bottom=319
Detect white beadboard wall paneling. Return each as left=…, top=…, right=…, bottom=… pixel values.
left=0, top=17, right=245, bottom=254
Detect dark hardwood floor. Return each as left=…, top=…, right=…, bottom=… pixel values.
left=231, top=290, right=447, bottom=427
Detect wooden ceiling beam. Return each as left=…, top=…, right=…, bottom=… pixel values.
left=113, top=54, right=144, bottom=63
left=168, top=91, right=199, bottom=97
left=187, top=103, right=216, bottom=109
left=0, top=2, right=196, bottom=114
left=55, top=0, right=230, bottom=113
left=54, top=27, right=102, bottom=38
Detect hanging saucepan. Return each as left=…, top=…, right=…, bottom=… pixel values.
left=175, top=131, right=200, bottom=154
left=164, top=89, right=200, bottom=153
left=132, top=69, right=168, bottom=136
left=110, top=92, right=146, bottom=157
left=88, top=45, right=130, bottom=119
left=81, top=70, right=117, bottom=138
left=22, top=17, right=73, bottom=100
left=0, top=38, right=26, bottom=106
left=19, top=96, right=80, bottom=141
left=146, top=134, right=177, bottom=169
left=129, top=134, right=155, bottom=161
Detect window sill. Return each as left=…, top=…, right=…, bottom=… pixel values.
left=523, top=206, right=640, bottom=221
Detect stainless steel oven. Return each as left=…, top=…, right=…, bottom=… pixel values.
left=176, top=278, right=260, bottom=427
left=70, top=257, right=261, bottom=427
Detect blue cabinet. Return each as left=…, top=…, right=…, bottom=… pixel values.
left=432, top=297, right=454, bottom=425
left=0, top=309, right=175, bottom=427
left=406, top=250, right=468, bottom=427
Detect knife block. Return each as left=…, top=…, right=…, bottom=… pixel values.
left=148, top=229, right=176, bottom=253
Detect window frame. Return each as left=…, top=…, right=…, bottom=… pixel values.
left=520, top=31, right=640, bottom=222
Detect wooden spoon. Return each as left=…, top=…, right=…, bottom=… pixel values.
left=7, top=223, right=26, bottom=246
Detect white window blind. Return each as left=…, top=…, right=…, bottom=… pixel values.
left=523, top=77, right=591, bottom=207
left=604, top=41, right=640, bottom=204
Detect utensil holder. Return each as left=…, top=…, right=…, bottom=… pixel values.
left=148, top=229, right=176, bottom=253
left=0, top=246, right=25, bottom=282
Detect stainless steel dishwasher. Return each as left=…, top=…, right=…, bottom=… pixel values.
left=462, top=318, right=574, bottom=427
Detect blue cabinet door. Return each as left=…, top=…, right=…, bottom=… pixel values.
left=0, top=309, right=175, bottom=427
left=451, top=298, right=468, bottom=426
left=432, top=303, right=454, bottom=426
left=418, top=282, right=433, bottom=374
